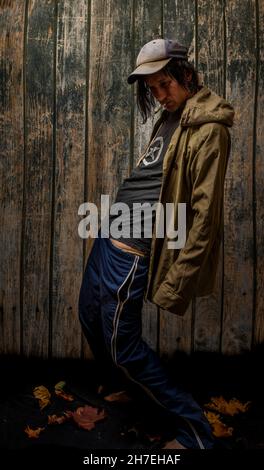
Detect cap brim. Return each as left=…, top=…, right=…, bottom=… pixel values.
left=127, top=58, right=172, bottom=84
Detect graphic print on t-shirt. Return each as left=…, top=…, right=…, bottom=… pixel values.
left=141, top=136, right=163, bottom=166
left=108, top=108, right=181, bottom=253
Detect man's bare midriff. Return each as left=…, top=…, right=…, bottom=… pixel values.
left=110, top=238, right=146, bottom=257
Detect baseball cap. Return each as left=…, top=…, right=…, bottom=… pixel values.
left=127, top=38, right=188, bottom=84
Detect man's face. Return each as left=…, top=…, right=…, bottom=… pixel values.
left=144, top=70, right=190, bottom=112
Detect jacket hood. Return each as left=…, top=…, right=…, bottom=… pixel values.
left=180, top=86, right=234, bottom=127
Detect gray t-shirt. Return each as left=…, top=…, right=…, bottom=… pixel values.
left=108, top=109, right=181, bottom=253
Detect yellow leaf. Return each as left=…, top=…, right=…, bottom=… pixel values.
left=205, top=396, right=251, bottom=416
left=54, top=381, right=66, bottom=391
left=48, top=414, right=69, bottom=425
left=33, top=385, right=51, bottom=410
left=24, top=425, right=45, bottom=439
left=205, top=411, right=233, bottom=438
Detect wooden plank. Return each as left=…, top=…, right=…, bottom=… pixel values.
left=197, top=0, right=225, bottom=93
left=22, top=0, right=54, bottom=357
left=194, top=261, right=223, bottom=352
left=133, top=0, right=162, bottom=352
left=159, top=0, right=196, bottom=358
left=0, top=1, right=25, bottom=354
left=254, top=0, right=264, bottom=346
left=87, top=0, right=133, bottom=209
left=80, top=1, right=92, bottom=361
left=84, top=0, right=133, bottom=357
left=193, top=0, right=225, bottom=353
left=222, top=0, right=255, bottom=354
left=51, top=0, right=88, bottom=358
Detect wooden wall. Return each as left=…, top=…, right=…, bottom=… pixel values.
left=0, top=0, right=263, bottom=358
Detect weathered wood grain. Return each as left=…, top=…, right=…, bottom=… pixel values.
left=51, top=0, right=88, bottom=358
left=22, top=0, right=54, bottom=357
left=193, top=0, right=225, bottom=353
left=0, top=1, right=24, bottom=354
left=222, top=0, right=255, bottom=354
left=197, top=0, right=225, bottom=92
left=133, top=0, right=162, bottom=352
left=83, top=0, right=133, bottom=357
left=87, top=0, right=133, bottom=210
left=159, top=0, right=196, bottom=357
left=254, top=0, right=264, bottom=346
left=0, top=0, right=262, bottom=358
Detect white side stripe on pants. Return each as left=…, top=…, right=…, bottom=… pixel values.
left=111, top=256, right=139, bottom=365
left=110, top=255, right=205, bottom=450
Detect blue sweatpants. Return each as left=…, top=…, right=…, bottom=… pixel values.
left=78, top=235, right=214, bottom=449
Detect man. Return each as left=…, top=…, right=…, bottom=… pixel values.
left=79, top=38, right=234, bottom=449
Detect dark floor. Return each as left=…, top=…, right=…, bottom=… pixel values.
left=1, top=349, right=264, bottom=467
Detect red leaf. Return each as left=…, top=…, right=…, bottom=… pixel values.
left=55, top=389, right=74, bottom=402
left=104, top=390, right=132, bottom=403
left=146, top=433, right=162, bottom=442
left=68, top=405, right=107, bottom=431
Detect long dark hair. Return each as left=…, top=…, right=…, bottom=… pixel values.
left=137, top=58, right=199, bottom=123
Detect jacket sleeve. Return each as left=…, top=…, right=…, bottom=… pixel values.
left=153, top=123, right=230, bottom=315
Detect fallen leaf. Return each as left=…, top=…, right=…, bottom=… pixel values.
left=104, top=390, right=132, bottom=403
left=33, top=385, right=51, bottom=410
left=205, top=411, right=233, bottom=438
left=127, top=426, right=140, bottom=437
left=97, top=385, right=104, bottom=394
left=54, top=381, right=66, bottom=391
left=205, top=396, right=251, bottom=416
left=68, top=405, right=107, bottom=431
left=48, top=413, right=70, bottom=425
left=55, top=389, right=74, bottom=401
left=24, top=425, right=45, bottom=439
left=146, top=433, right=162, bottom=442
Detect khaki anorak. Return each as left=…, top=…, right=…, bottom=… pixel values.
left=145, top=86, right=234, bottom=315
